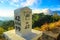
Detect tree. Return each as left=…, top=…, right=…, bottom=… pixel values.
left=40, top=23, right=48, bottom=31
left=32, top=14, right=39, bottom=22
left=32, top=12, right=60, bottom=29
left=8, top=27, right=14, bottom=30
left=52, top=12, right=60, bottom=22
left=2, top=20, right=14, bottom=30
left=32, top=13, right=45, bottom=28
left=0, top=27, right=5, bottom=35
left=48, top=23, right=56, bottom=30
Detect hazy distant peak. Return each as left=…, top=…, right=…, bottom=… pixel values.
left=32, top=8, right=52, bottom=15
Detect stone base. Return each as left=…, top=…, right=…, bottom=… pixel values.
left=3, top=29, right=42, bottom=40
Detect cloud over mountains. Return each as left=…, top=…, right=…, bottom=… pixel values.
left=0, top=9, right=14, bottom=17
left=33, top=9, right=53, bottom=15
left=0, top=0, right=42, bottom=7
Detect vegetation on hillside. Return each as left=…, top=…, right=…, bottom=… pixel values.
left=33, top=13, right=60, bottom=28
left=33, top=13, right=60, bottom=32
left=0, top=20, right=14, bottom=40
left=40, top=20, right=60, bottom=31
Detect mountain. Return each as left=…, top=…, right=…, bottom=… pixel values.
left=42, top=9, right=53, bottom=15
left=33, top=9, right=60, bottom=15
left=0, top=10, right=60, bottom=21
left=33, top=9, right=53, bottom=15
left=0, top=20, right=3, bottom=26
left=0, top=17, right=14, bottom=21
left=53, top=10, right=60, bottom=15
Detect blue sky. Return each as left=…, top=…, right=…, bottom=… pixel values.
left=0, top=0, right=60, bottom=10
left=0, top=0, right=60, bottom=17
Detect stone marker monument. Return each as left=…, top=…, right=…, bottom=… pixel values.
left=3, top=7, right=42, bottom=40
left=14, top=7, right=32, bottom=36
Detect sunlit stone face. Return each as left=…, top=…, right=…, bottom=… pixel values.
left=24, top=12, right=30, bottom=29
left=14, top=7, right=32, bottom=36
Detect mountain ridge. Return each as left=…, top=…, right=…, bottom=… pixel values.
left=0, top=9, right=60, bottom=21
left=0, top=17, right=14, bottom=21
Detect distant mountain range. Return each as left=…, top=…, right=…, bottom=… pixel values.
left=33, top=9, right=60, bottom=15
left=0, top=20, right=4, bottom=26
left=0, top=17, right=14, bottom=21
left=0, top=9, right=60, bottom=21
left=53, top=10, right=60, bottom=15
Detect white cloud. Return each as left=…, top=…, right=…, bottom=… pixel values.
left=0, top=0, right=42, bottom=17
left=21, top=0, right=35, bottom=7
left=0, top=9, right=14, bottom=17
left=32, top=8, right=52, bottom=15
left=9, top=0, right=34, bottom=7
left=10, top=2, right=19, bottom=7
left=51, top=8, right=60, bottom=11
left=11, top=0, right=19, bottom=3
left=0, top=1, right=4, bottom=3
left=0, top=0, right=42, bottom=7
left=20, top=0, right=24, bottom=2
left=8, top=0, right=42, bottom=7
left=10, top=2, right=14, bottom=5
left=15, top=4, right=19, bottom=7
left=0, top=0, right=5, bottom=4
left=32, top=9, right=42, bottom=13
